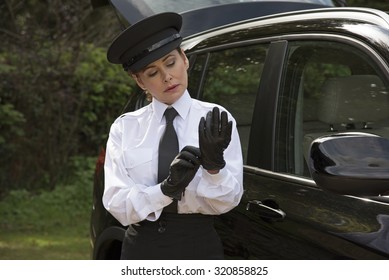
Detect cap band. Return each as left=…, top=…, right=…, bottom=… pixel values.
left=123, top=33, right=181, bottom=71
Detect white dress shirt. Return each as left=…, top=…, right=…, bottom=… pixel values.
left=103, top=90, right=243, bottom=226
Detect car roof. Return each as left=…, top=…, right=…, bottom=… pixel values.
left=181, top=7, right=389, bottom=59
left=108, top=0, right=338, bottom=38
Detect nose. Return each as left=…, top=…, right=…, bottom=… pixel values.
left=163, top=71, right=173, bottom=83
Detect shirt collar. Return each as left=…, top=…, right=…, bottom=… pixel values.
left=152, top=90, right=192, bottom=122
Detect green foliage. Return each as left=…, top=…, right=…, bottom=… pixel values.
left=0, top=42, right=134, bottom=192
left=73, top=44, right=135, bottom=151
left=346, top=0, right=389, bottom=11
left=0, top=156, right=95, bottom=232
left=0, top=0, right=134, bottom=193
left=0, top=103, right=25, bottom=145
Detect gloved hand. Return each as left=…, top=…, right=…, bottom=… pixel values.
left=198, top=107, right=232, bottom=171
left=161, top=146, right=201, bottom=200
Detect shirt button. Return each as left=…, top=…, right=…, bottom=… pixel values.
left=158, top=220, right=166, bottom=233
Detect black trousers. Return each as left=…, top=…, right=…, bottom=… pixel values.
left=120, top=213, right=224, bottom=260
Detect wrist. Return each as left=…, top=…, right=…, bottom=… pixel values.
left=202, top=167, right=226, bottom=184
left=202, top=160, right=226, bottom=171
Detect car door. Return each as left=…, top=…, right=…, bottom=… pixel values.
left=247, top=38, right=389, bottom=258
left=189, top=35, right=389, bottom=259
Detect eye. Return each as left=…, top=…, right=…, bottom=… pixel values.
left=146, top=70, right=158, bottom=77
left=166, top=59, right=176, bottom=67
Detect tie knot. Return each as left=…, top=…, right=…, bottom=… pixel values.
left=164, top=107, right=178, bottom=124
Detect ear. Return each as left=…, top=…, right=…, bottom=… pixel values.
left=180, top=48, right=189, bottom=69
left=132, top=74, right=146, bottom=90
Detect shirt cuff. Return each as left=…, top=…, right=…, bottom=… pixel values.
left=146, top=183, right=173, bottom=210
left=201, top=168, right=228, bottom=185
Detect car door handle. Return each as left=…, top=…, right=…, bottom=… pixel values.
left=246, top=200, right=286, bottom=221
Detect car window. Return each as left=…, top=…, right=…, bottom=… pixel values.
left=187, top=54, right=207, bottom=99
left=200, top=45, right=268, bottom=163
left=276, top=40, right=389, bottom=177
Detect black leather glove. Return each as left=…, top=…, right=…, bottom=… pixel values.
left=198, top=107, right=232, bottom=171
left=161, top=146, right=201, bottom=200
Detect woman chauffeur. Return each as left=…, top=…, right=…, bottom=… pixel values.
left=103, top=12, right=243, bottom=260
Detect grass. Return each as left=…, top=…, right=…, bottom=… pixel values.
left=0, top=157, right=96, bottom=260
left=0, top=230, right=90, bottom=260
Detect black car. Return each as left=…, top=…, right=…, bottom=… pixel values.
left=90, top=0, right=389, bottom=259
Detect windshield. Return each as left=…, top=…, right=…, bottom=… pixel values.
left=110, top=0, right=339, bottom=37
left=139, top=0, right=336, bottom=13
left=111, top=0, right=337, bottom=24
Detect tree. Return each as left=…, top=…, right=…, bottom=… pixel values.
left=0, top=0, right=135, bottom=194
left=345, top=0, right=389, bottom=10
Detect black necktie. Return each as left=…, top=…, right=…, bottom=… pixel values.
left=158, top=108, right=179, bottom=213
left=158, top=107, right=179, bottom=183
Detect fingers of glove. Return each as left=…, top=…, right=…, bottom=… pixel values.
left=176, top=150, right=201, bottom=167
left=211, top=107, right=220, bottom=136
left=164, top=165, right=197, bottom=191
left=222, top=120, right=233, bottom=149
left=182, top=145, right=201, bottom=161
left=161, top=181, right=185, bottom=198
left=171, top=157, right=195, bottom=170
left=199, top=117, right=206, bottom=140
left=220, top=110, right=228, bottom=132
left=205, top=110, right=213, bottom=137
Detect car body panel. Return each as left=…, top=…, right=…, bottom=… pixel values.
left=220, top=166, right=389, bottom=259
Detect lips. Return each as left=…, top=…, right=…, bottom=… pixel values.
left=165, top=84, right=179, bottom=92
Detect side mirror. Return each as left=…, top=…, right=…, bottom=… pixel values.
left=308, top=132, right=389, bottom=196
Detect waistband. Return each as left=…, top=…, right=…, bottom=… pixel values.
left=139, top=213, right=215, bottom=226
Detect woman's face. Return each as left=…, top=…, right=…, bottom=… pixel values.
left=133, top=49, right=189, bottom=105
